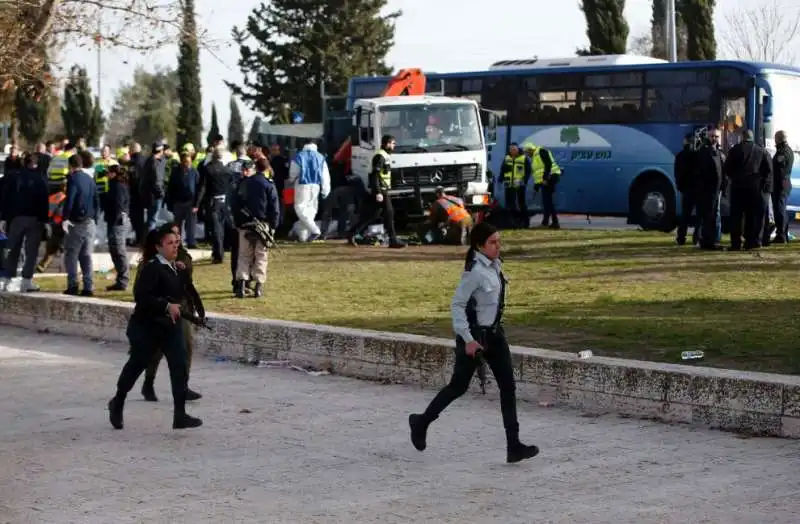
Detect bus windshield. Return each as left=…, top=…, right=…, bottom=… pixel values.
left=763, top=73, right=800, bottom=155
left=377, top=103, right=483, bottom=153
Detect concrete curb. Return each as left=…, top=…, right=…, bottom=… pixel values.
left=1, top=292, right=799, bottom=438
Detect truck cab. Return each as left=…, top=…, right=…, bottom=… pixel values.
left=349, top=95, right=491, bottom=220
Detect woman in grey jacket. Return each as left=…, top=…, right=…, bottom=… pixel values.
left=408, top=222, right=539, bottom=463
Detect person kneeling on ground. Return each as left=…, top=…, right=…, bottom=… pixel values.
left=418, top=186, right=473, bottom=245
left=108, top=225, right=202, bottom=430
left=141, top=222, right=206, bottom=402
left=408, top=222, right=539, bottom=464
left=233, top=157, right=281, bottom=298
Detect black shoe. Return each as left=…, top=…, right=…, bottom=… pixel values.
left=173, top=413, right=203, bottom=429
left=389, top=241, right=407, bottom=249
left=234, top=279, right=245, bottom=298
left=347, top=235, right=358, bottom=247
left=106, top=283, right=126, bottom=292
left=186, top=388, right=202, bottom=401
left=507, top=442, right=539, bottom=463
left=63, top=287, right=78, bottom=296
left=676, top=237, right=686, bottom=246
left=141, top=381, right=158, bottom=402
left=254, top=283, right=264, bottom=298
left=108, top=397, right=124, bottom=430
left=549, top=223, right=561, bottom=229
left=80, top=289, right=94, bottom=297
left=408, top=414, right=429, bottom=451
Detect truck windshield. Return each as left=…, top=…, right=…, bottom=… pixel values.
left=378, top=103, right=483, bottom=153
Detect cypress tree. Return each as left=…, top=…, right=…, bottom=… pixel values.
left=681, top=0, right=716, bottom=60
left=176, top=0, right=203, bottom=149
left=206, top=103, right=220, bottom=146
left=15, top=83, right=49, bottom=144
left=228, top=95, right=244, bottom=146
left=651, top=0, right=689, bottom=60
left=61, top=65, right=103, bottom=145
left=577, top=0, right=629, bottom=55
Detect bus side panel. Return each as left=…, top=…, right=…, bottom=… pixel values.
left=503, top=123, right=689, bottom=216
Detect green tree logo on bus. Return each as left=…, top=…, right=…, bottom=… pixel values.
left=560, top=126, right=580, bottom=146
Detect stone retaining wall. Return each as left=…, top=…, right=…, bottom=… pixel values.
left=1, top=292, right=799, bottom=437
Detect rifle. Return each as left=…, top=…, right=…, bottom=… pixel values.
left=240, top=208, right=282, bottom=253
left=475, top=349, right=487, bottom=394
left=166, top=297, right=212, bottom=330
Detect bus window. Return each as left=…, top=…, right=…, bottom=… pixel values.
left=645, top=85, right=711, bottom=122
left=682, top=85, right=712, bottom=121
left=581, top=87, right=642, bottom=124
left=481, top=76, right=513, bottom=121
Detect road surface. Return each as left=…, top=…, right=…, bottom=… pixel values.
left=0, top=327, right=797, bottom=523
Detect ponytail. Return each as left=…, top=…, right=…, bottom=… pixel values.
left=463, top=246, right=477, bottom=271
left=463, top=222, right=498, bottom=271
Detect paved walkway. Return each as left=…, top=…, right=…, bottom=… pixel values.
left=0, top=327, right=797, bottom=524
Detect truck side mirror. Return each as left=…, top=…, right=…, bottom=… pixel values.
left=763, top=95, right=773, bottom=122
left=482, top=110, right=497, bottom=146
left=351, top=108, right=361, bottom=145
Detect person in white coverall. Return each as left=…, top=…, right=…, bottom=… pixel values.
left=289, top=141, right=331, bottom=242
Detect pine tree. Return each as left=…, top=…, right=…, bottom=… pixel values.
left=228, top=0, right=400, bottom=121
left=176, top=0, right=203, bottom=149
left=577, top=0, right=630, bottom=55
left=15, top=83, right=49, bottom=145
left=228, top=95, right=244, bottom=146
left=206, top=103, right=220, bottom=146
left=61, top=65, right=104, bottom=145
left=681, top=0, right=716, bottom=60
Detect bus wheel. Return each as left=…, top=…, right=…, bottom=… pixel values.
left=630, top=175, right=676, bottom=232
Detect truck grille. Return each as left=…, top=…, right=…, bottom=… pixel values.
left=391, top=164, right=480, bottom=188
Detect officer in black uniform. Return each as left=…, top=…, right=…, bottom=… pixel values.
left=725, top=130, right=773, bottom=250
left=771, top=130, right=795, bottom=243
left=408, top=222, right=539, bottom=464
left=675, top=133, right=698, bottom=245
left=347, top=134, right=405, bottom=248
left=694, top=130, right=726, bottom=250
left=107, top=224, right=202, bottom=430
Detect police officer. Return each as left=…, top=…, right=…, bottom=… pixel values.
left=195, top=147, right=234, bottom=264
left=771, top=130, right=794, bottom=243
left=674, top=133, right=698, bottom=245
left=347, top=134, right=405, bottom=248
left=108, top=225, right=202, bottom=430
left=500, top=143, right=531, bottom=227
left=62, top=153, right=99, bottom=296
left=694, top=129, right=726, bottom=250
left=408, top=222, right=539, bottom=464
left=527, top=142, right=562, bottom=229
left=725, top=130, right=773, bottom=250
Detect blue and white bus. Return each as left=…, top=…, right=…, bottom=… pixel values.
left=347, top=55, right=800, bottom=231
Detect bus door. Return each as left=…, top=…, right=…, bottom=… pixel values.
left=753, top=76, right=774, bottom=149
left=718, top=92, right=747, bottom=152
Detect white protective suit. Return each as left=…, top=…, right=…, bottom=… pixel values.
left=289, top=143, right=331, bottom=241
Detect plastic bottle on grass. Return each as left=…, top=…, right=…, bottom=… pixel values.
left=681, top=350, right=704, bottom=361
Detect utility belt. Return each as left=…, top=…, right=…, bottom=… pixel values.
left=212, top=194, right=226, bottom=202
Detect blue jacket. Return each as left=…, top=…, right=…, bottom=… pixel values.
left=234, top=172, right=281, bottom=231
left=0, top=168, right=49, bottom=223
left=293, top=149, right=326, bottom=186
left=63, top=170, right=100, bottom=222
left=166, top=164, right=199, bottom=205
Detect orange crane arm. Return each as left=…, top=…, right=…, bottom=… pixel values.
left=333, top=68, right=426, bottom=172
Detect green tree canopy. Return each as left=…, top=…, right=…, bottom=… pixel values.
left=577, top=0, right=629, bottom=55
left=228, top=0, right=400, bottom=121
left=15, top=82, right=49, bottom=145
left=248, top=116, right=263, bottom=145
left=61, top=65, right=104, bottom=145
left=681, top=0, right=717, bottom=60
left=176, top=0, right=203, bottom=149
left=228, top=95, right=245, bottom=146
left=206, top=103, right=220, bottom=146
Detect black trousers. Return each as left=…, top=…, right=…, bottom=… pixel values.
left=115, top=318, right=188, bottom=415
left=773, top=190, right=790, bottom=241
left=676, top=191, right=699, bottom=244
left=730, top=185, right=767, bottom=249
left=695, top=190, right=721, bottom=248
left=535, top=183, right=558, bottom=225
left=349, top=193, right=398, bottom=242
left=421, top=326, right=520, bottom=439
left=504, top=186, right=528, bottom=225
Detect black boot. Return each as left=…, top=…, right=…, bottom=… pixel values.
left=506, top=431, right=539, bottom=464
left=408, top=413, right=429, bottom=451
left=108, top=396, right=124, bottom=430
left=141, top=378, right=158, bottom=402
left=173, top=413, right=203, bottom=429
left=254, top=282, right=264, bottom=298
left=234, top=279, right=246, bottom=298
left=186, top=387, right=203, bottom=401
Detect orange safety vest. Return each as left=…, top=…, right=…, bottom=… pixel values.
left=49, top=191, right=66, bottom=225
left=437, top=196, right=470, bottom=223
left=282, top=187, right=295, bottom=205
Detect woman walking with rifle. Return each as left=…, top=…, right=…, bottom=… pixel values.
left=107, top=224, right=202, bottom=430
left=408, top=222, right=539, bottom=463
left=141, top=222, right=205, bottom=402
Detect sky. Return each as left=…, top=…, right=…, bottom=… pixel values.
left=61, top=0, right=790, bottom=144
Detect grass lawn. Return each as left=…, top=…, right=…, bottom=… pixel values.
left=36, top=228, right=800, bottom=374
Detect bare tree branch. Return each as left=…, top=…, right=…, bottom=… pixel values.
left=720, top=0, right=800, bottom=64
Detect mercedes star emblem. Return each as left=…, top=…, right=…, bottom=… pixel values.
left=430, top=170, right=443, bottom=183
